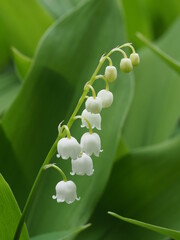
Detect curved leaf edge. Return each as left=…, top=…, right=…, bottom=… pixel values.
left=30, top=223, right=91, bottom=240
left=108, top=211, right=180, bottom=240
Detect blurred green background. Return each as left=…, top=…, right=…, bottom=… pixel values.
left=1, top=0, right=180, bottom=239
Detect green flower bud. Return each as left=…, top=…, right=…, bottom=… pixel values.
left=130, top=53, right=140, bottom=66
left=105, top=66, right=117, bottom=82
left=120, top=58, right=133, bottom=73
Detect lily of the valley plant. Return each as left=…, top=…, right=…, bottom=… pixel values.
left=13, top=43, right=139, bottom=240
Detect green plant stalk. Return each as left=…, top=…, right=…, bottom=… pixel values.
left=44, top=164, right=67, bottom=182
left=13, top=47, right=118, bottom=240
left=136, top=32, right=180, bottom=74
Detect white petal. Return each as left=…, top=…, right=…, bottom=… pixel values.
left=97, top=90, right=113, bottom=108
left=53, top=180, right=79, bottom=204
left=81, top=109, right=101, bottom=130
left=64, top=181, right=78, bottom=204
left=71, top=153, right=94, bottom=176
left=85, top=97, right=102, bottom=114
left=80, top=132, right=101, bottom=156
left=57, top=137, right=81, bottom=160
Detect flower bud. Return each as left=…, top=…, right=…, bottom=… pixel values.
left=52, top=180, right=80, bottom=204
left=130, top=53, right=140, bottom=66
left=97, top=90, right=113, bottom=108
left=120, top=58, right=133, bottom=73
left=57, top=137, right=81, bottom=160
left=105, top=66, right=117, bottom=82
left=80, top=132, right=102, bottom=157
left=81, top=109, right=101, bottom=130
left=85, top=96, right=102, bottom=114
left=71, top=153, right=94, bottom=176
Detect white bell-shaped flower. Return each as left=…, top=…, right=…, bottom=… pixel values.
left=105, top=66, right=117, bottom=82
left=97, top=90, right=113, bottom=108
left=52, top=180, right=80, bottom=204
left=130, top=53, right=140, bottom=66
left=57, top=137, right=81, bottom=160
left=81, top=109, right=101, bottom=130
left=120, top=58, right=133, bottom=73
left=80, top=132, right=102, bottom=156
left=85, top=96, right=102, bottom=114
left=71, top=153, right=94, bottom=176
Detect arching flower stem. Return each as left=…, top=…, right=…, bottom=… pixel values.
left=119, top=43, right=136, bottom=54
left=44, top=164, right=67, bottom=182
left=73, top=115, right=93, bottom=134
left=95, top=75, right=109, bottom=91
left=59, top=125, right=71, bottom=139
left=84, top=84, right=96, bottom=99
left=106, top=56, right=113, bottom=66
left=111, top=48, right=128, bottom=58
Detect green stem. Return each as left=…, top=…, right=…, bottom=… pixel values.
left=105, top=79, right=109, bottom=91
left=13, top=46, right=119, bottom=240
left=44, top=164, right=67, bottom=182
left=74, top=115, right=93, bottom=134
left=106, top=56, right=113, bottom=66
left=95, top=75, right=109, bottom=91
left=112, top=48, right=127, bottom=58
left=85, top=84, right=96, bottom=98
left=119, top=43, right=135, bottom=53
left=60, top=125, right=71, bottom=139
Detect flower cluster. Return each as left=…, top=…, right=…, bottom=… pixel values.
left=47, top=43, right=139, bottom=204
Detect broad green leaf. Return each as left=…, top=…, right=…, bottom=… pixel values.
left=0, top=125, right=29, bottom=207
left=108, top=212, right=180, bottom=240
left=39, top=0, right=84, bottom=18
left=121, top=0, right=152, bottom=47
left=0, top=19, right=9, bottom=68
left=1, top=0, right=133, bottom=235
left=31, top=224, right=91, bottom=240
left=121, top=0, right=180, bottom=47
left=0, top=174, right=29, bottom=240
left=77, top=134, right=180, bottom=240
left=12, top=47, right=32, bottom=81
left=0, top=70, right=21, bottom=117
left=0, top=0, right=53, bottom=59
left=146, top=0, right=180, bottom=39
left=123, top=18, right=180, bottom=148
left=114, top=137, right=129, bottom=161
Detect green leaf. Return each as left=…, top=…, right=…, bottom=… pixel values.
left=108, top=212, right=180, bottom=240
left=123, top=18, right=180, bottom=148
left=0, top=0, right=53, bottom=58
left=0, top=125, right=29, bottom=207
left=31, top=224, right=91, bottom=240
left=76, top=134, right=180, bottom=240
left=39, top=0, right=84, bottom=18
left=114, top=138, right=129, bottom=161
left=136, top=32, right=180, bottom=74
left=1, top=0, right=133, bottom=235
left=0, top=19, right=9, bottom=68
left=12, top=47, right=32, bottom=81
left=121, top=0, right=180, bottom=47
left=121, top=0, right=153, bottom=47
left=0, top=70, right=21, bottom=117
left=0, top=174, right=29, bottom=240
